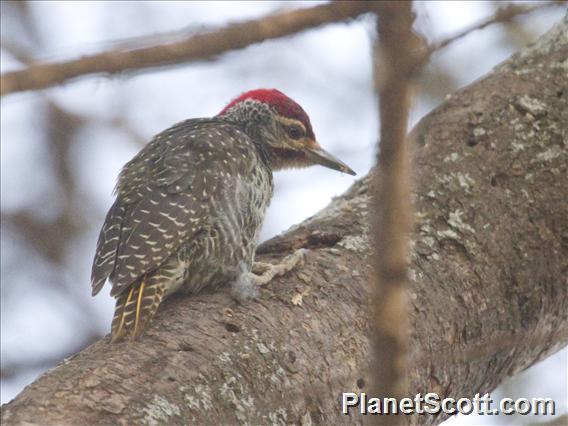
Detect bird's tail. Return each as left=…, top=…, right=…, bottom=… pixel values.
left=110, top=277, right=165, bottom=343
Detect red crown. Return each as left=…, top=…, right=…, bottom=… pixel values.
left=218, top=89, right=315, bottom=139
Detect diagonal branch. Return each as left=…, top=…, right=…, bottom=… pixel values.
left=0, top=2, right=378, bottom=97
left=2, top=17, right=566, bottom=425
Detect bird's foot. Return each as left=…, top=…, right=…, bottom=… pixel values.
left=231, top=249, right=308, bottom=301
left=250, top=248, right=309, bottom=286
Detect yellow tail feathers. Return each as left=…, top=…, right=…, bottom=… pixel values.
left=133, top=280, right=145, bottom=338
left=110, top=279, right=165, bottom=343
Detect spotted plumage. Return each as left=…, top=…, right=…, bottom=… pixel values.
left=91, top=89, right=355, bottom=342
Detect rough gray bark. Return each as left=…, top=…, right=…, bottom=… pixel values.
left=2, top=17, right=567, bottom=426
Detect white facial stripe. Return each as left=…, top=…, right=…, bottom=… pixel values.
left=275, top=116, right=306, bottom=134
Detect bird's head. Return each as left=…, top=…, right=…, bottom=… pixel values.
left=218, top=89, right=355, bottom=176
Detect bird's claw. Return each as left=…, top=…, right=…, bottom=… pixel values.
left=250, top=248, right=309, bottom=287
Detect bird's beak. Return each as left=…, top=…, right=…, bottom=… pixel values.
left=305, top=145, right=356, bottom=176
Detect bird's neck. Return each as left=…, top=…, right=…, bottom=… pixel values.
left=266, top=147, right=312, bottom=171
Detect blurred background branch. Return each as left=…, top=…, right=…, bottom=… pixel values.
left=426, top=0, right=566, bottom=55
left=1, top=1, right=378, bottom=96
left=2, top=1, right=565, bottom=97
left=371, top=3, right=421, bottom=423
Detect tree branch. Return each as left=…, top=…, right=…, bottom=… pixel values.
left=2, top=16, right=567, bottom=426
left=427, top=1, right=565, bottom=55
left=370, top=3, right=423, bottom=423
left=0, top=2, right=377, bottom=97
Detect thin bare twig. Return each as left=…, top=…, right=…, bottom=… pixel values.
left=371, top=2, right=423, bottom=423
left=427, top=1, right=565, bottom=55
left=0, top=2, right=378, bottom=97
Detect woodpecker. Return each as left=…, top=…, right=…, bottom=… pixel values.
left=91, top=89, right=355, bottom=342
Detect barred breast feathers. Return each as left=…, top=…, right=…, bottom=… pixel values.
left=90, top=119, right=272, bottom=298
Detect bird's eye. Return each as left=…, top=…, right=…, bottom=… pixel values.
left=287, top=125, right=304, bottom=140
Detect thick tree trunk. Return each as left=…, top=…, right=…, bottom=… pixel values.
left=2, top=17, right=567, bottom=426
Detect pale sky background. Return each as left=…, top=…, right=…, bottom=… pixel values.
left=1, top=2, right=566, bottom=424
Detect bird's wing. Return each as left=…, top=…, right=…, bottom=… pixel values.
left=90, top=119, right=251, bottom=297
left=91, top=200, right=126, bottom=295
